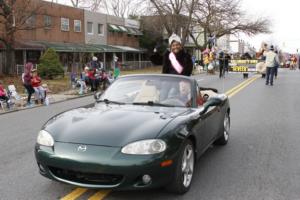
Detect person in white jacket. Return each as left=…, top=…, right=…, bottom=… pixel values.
left=264, top=45, right=279, bottom=86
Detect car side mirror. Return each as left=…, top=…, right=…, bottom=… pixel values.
left=199, top=97, right=222, bottom=115
left=94, top=92, right=102, bottom=100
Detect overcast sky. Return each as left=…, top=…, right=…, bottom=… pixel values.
left=241, top=0, right=300, bottom=53
left=49, top=0, right=299, bottom=53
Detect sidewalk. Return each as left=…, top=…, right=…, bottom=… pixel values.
left=0, top=89, right=93, bottom=115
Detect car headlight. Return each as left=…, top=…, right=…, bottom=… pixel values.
left=121, top=139, right=166, bottom=155
left=37, top=130, right=54, bottom=147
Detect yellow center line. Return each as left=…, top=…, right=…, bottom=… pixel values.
left=227, top=76, right=259, bottom=98
left=88, top=190, right=111, bottom=200
left=225, top=75, right=259, bottom=97
left=225, top=79, right=251, bottom=96
left=60, top=188, right=88, bottom=200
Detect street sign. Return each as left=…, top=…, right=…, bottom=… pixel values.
left=229, top=59, right=258, bottom=73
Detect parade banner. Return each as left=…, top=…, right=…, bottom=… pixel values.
left=229, top=60, right=258, bottom=73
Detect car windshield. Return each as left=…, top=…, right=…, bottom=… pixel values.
left=99, top=76, right=193, bottom=107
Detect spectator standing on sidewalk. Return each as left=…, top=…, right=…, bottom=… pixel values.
left=162, top=33, right=193, bottom=76
left=88, top=67, right=97, bottom=92
left=113, top=56, right=121, bottom=79
left=22, top=62, right=35, bottom=106
left=91, top=56, right=100, bottom=70
left=31, top=69, right=45, bottom=104
left=264, top=45, right=279, bottom=86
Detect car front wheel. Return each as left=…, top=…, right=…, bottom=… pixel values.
left=166, top=139, right=195, bottom=194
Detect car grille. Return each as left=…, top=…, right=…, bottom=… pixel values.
left=49, top=166, right=123, bottom=185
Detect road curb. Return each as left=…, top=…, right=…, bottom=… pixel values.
left=0, top=93, right=94, bottom=116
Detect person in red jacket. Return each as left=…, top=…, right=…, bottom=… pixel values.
left=31, top=69, right=45, bottom=104
left=87, top=67, right=97, bottom=92
left=22, top=62, right=35, bottom=106
left=0, top=80, right=10, bottom=109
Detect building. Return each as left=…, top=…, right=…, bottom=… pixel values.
left=0, top=0, right=146, bottom=74
left=84, top=11, right=145, bottom=69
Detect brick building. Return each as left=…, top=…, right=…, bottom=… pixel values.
left=84, top=11, right=145, bottom=69
left=0, top=0, right=146, bottom=74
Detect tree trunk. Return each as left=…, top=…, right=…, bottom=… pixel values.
left=4, top=44, right=16, bottom=75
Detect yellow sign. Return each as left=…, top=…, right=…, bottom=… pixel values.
left=231, top=60, right=258, bottom=65
left=231, top=66, right=248, bottom=72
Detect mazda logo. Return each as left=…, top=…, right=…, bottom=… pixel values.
left=77, top=145, right=87, bottom=152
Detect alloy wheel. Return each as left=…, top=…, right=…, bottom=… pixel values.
left=181, top=144, right=194, bottom=188
left=223, top=114, right=230, bottom=141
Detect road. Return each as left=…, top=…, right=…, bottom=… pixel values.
left=1, top=69, right=300, bottom=200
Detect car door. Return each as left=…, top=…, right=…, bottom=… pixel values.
left=203, top=104, right=221, bottom=144
left=191, top=84, right=211, bottom=154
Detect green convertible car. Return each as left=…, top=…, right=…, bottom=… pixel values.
left=35, top=74, right=230, bottom=194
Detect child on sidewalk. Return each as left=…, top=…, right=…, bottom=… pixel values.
left=0, top=80, right=11, bottom=109
left=31, top=69, right=45, bottom=104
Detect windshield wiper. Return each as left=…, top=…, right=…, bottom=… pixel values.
left=97, top=99, right=125, bottom=105
left=132, top=101, right=175, bottom=107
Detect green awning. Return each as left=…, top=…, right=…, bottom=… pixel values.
left=126, top=27, right=143, bottom=36
left=88, top=44, right=125, bottom=53
left=126, top=27, right=137, bottom=35
left=110, top=45, right=147, bottom=53
left=33, top=41, right=103, bottom=52
left=108, top=24, right=122, bottom=32
left=117, top=25, right=128, bottom=33
left=32, top=41, right=146, bottom=53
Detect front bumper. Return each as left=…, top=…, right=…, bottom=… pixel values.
left=35, top=142, right=178, bottom=190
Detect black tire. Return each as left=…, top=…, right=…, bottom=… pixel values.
left=166, top=139, right=195, bottom=194
left=214, top=112, right=230, bottom=145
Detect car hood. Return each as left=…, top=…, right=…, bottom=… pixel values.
left=44, top=104, right=188, bottom=147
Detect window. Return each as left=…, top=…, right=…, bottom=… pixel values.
left=44, top=15, right=52, bottom=28
left=26, top=15, right=36, bottom=28
left=87, top=22, right=93, bottom=34
left=61, top=18, right=70, bottom=31
left=74, top=20, right=81, bottom=32
left=98, top=24, right=104, bottom=35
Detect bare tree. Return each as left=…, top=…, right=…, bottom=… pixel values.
left=101, top=0, right=144, bottom=18
left=70, top=0, right=81, bottom=7
left=69, top=0, right=103, bottom=12
left=68, top=0, right=143, bottom=18
left=0, top=0, right=44, bottom=74
left=88, top=0, right=103, bottom=12
left=190, top=0, right=271, bottom=50
left=149, top=0, right=196, bottom=45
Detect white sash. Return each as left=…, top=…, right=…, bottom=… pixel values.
left=169, top=52, right=183, bottom=74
